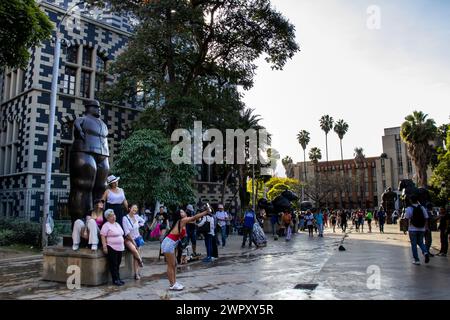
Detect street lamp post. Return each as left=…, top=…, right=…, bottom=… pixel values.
left=42, top=1, right=84, bottom=248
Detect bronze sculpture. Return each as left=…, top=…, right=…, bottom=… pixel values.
left=68, top=100, right=110, bottom=224
left=381, top=187, right=397, bottom=224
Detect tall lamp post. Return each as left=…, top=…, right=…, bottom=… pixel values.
left=42, top=1, right=85, bottom=248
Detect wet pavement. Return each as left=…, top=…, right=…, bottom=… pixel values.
left=0, top=224, right=449, bottom=300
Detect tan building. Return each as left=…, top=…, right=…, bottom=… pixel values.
left=287, top=127, right=422, bottom=209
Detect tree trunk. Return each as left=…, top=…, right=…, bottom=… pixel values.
left=303, top=149, right=307, bottom=183
left=221, top=169, right=233, bottom=204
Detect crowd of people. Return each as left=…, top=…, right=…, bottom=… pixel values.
left=71, top=174, right=450, bottom=288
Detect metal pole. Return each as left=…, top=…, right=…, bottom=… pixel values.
left=252, top=164, right=255, bottom=212
left=42, top=34, right=61, bottom=248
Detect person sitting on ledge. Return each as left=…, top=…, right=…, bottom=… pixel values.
left=101, top=209, right=125, bottom=286
left=72, top=199, right=105, bottom=251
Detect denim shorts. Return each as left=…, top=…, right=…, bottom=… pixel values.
left=161, top=237, right=179, bottom=254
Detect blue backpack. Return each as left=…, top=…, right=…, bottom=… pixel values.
left=244, top=211, right=256, bottom=228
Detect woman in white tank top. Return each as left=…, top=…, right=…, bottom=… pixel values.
left=102, top=175, right=128, bottom=228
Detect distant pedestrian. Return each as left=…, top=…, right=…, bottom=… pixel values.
left=358, top=210, right=365, bottom=233
left=340, top=210, right=348, bottom=233
left=377, top=207, right=386, bottom=233
left=215, top=204, right=229, bottom=247
left=330, top=211, right=337, bottom=233
left=437, top=207, right=450, bottom=257
left=405, top=195, right=430, bottom=265
left=282, top=211, right=293, bottom=241
left=185, top=205, right=199, bottom=257
left=366, top=210, right=373, bottom=233
left=305, top=210, right=315, bottom=237
left=242, top=207, right=256, bottom=248
left=270, top=213, right=279, bottom=237
left=315, top=209, right=324, bottom=237
left=197, top=208, right=215, bottom=262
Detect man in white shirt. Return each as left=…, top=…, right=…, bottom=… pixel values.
left=215, top=204, right=229, bottom=247
left=404, top=195, right=430, bottom=265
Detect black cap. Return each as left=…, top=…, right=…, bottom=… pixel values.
left=84, top=99, right=100, bottom=108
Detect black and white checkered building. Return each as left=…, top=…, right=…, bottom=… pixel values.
left=0, top=0, right=140, bottom=221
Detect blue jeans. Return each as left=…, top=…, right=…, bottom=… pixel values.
left=204, top=234, right=213, bottom=258
left=409, top=231, right=428, bottom=261
left=219, top=225, right=227, bottom=247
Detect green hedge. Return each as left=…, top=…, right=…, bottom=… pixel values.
left=0, top=219, right=60, bottom=248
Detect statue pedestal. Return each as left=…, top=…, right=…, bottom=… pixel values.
left=43, top=246, right=134, bottom=286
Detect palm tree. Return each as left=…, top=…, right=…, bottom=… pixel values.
left=334, top=120, right=349, bottom=208
left=354, top=147, right=366, bottom=208
left=282, top=156, right=294, bottom=178
left=400, top=111, right=437, bottom=187
left=297, top=130, right=310, bottom=183
left=320, top=115, right=334, bottom=162
left=309, top=147, right=322, bottom=164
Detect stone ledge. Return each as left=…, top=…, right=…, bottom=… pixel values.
left=43, top=246, right=133, bottom=286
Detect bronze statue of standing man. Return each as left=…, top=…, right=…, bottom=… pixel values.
left=69, top=100, right=110, bottom=224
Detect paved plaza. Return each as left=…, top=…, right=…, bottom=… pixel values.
left=0, top=224, right=449, bottom=300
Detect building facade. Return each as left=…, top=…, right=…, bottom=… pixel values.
left=0, top=0, right=140, bottom=220
left=287, top=127, right=422, bottom=209
left=0, top=0, right=240, bottom=220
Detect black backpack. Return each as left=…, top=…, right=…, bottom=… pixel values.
left=411, top=205, right=426, bottom=228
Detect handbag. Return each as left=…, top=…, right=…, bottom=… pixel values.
left=197, top=218, right=211, bottom=234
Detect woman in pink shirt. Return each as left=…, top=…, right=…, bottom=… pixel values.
left=101, top=209, right=125, bottom=286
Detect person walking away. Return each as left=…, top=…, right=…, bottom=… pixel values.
left=185, top=205, right=199, bottom=257
left=358, top=210, right=365, bottom=233
left=340, top=210, right=348, bottom=233
left=305, top=210, right=315, bottom=237
left=215, top=204, right=229, bottom=247
left=72, top=199, right=105, bottom=251
left=100, top=209, right=125, bottom=286
left=299, top=212, right=305, bottom=232
left=437, top=207, right=450, bottom=257
left=424, top=205, right=435, bottom=257
left=324, top=210, right=329, bottom=228
left=377, top=207, right=386, bottom=233
left=242, top=208, right=256, bottom=248
left=122, top=204, right=145, bottom=280
left=197, top=208, right=215, bottom=262
left=366, top=210, right=373, bottom=233
left=102, top=175, right=128, bottom=228
left=315, top=210, right=324, bottom=237
left=270, top=213, right=279, bottom=237
left=282, top=211, right=293, bottom=241
left=161, top=207, right=210, bottom=291
left=331, top=211, right=337, bottom=233
left=405, top=195, right=430, bottom=265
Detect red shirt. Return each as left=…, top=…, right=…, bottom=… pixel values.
left=167, top=227, right=186, bottom=241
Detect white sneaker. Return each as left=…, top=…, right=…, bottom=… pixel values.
left=169, top=282, right=184, bottom=291
left=412, top=260, right=420, bottom=265
left=91, top=244, right=98, bottom=251
left=72, top=244, right=79, bottom=251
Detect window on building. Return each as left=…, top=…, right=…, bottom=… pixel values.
left=0, top=120, right=19, bottom=175
left=59, top=144, right=71, bottom=173
left=62, top=67, right=76, bottom=95
left=80, top=70, right=91, bottom=98
left=21, top=69, right=27, bottom=92
left=94, top=74, right=106, bottom=99
left=66, top=45, right=78, bottom=64
left=96, top=53, right=107, bottom=73
left=407, top=156, right=413, bottom=175
left=82, top=47, right=93, bottom=67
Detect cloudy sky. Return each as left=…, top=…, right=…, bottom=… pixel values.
left=241, top=0, right=450, bottom=176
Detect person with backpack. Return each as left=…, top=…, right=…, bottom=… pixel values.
left=197, top=208, right=216, bottom=262
left=404, top=195, right=430, bottom=265
left=377, top=207, right=386, bottom=234
left=242, top=207, right=256, bottom=248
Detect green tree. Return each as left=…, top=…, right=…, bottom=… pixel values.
left=112, top=129, right=196, bottom=208
left=430, top=124, right=450, bottom=205
left=297, top=130, right=310, bottom=183
left=0, top=0, right=53, bottom=68
left=309, top=147, right=322, bottom=164
left=320, top=115, right=334, bottom=162
left=334, top=119, right=349, bottom=207
left=100, top=0, right=299, bottom=134
left=400, top=111, right=437, bottom=187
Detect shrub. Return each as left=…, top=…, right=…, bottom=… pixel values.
left=0, top=218, right=61, bottom=248
left=0, top=229, right=14, bottom=246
